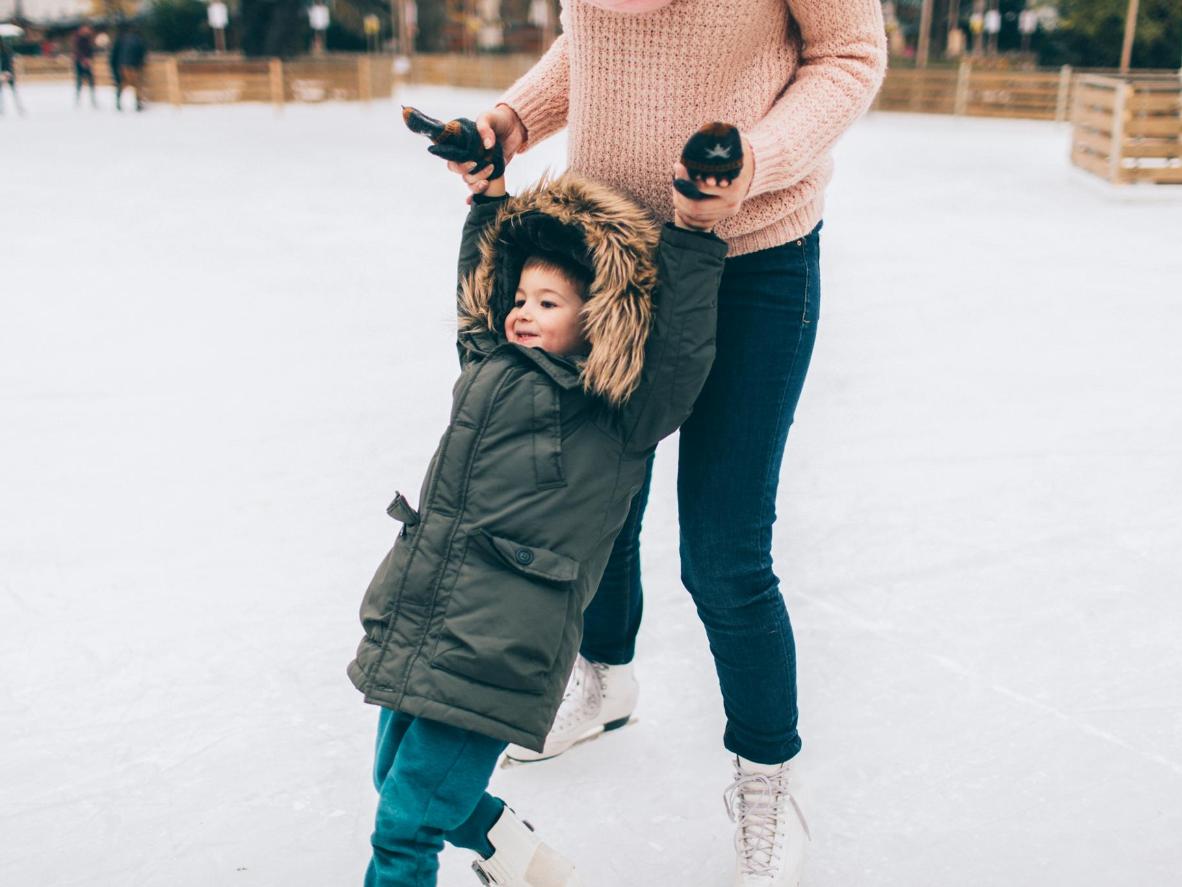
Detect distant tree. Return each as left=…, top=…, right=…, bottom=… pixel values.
left=144, top=0, right=212, bottom=52
left=240, top=0, right=308, bottom=58
left=415, top=0, right=448, bottom=51
left=91, top=0, right=140, bottom=19
left=1039, top=0, right=1182, bottom=68
left=326, top=0, right=390, bottom=52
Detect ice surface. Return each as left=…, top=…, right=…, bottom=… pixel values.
left=2, top=82, right=1181, bottom=887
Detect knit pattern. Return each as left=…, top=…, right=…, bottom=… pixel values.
left=500, top=0, right=887, bottom=256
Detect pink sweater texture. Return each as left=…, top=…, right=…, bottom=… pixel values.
left=499, top=0, right=888, bottom=256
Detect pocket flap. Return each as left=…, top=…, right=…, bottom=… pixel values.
left=386, top=491, right=421, bottom=526
left=482, top=531, right=579, bottom=584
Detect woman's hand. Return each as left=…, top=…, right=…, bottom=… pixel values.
left=447, top=104, right=527, bottom=198
left=671, top=134, right=754, bottom=231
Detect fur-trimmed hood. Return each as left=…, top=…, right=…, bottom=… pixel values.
left=458, top=172, right=661, bottom=407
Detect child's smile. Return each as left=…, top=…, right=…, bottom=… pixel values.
left=505, top=264, right=589, bottom=357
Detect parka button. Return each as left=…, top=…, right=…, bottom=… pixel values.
left=514, top=548, right=534, bottom=565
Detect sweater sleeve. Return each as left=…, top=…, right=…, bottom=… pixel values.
left=745, top=0, right=887, bottom=197
left=496, top=32, right=571, bottom=152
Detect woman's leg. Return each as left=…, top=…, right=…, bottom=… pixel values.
left=366, top=715, right=507, bottom=887
left=677, top=225, right=822, bottom=765
left=579, top=453, right=654, bottom=665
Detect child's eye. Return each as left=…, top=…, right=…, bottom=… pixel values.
left=541, top=301, right=556, bottom=309
left=513, top=299, right=525, bottom=308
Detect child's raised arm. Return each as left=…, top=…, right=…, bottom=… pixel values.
left=402, top=105, right=509, bottom=288
left=617, top=222, right=726, bottom=452
left=456, top=188, right=507, bottom=290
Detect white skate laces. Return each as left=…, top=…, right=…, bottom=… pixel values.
left=724, top=760, right=811, bottom=880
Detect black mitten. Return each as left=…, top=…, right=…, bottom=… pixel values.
left=402, top=106, right=506, bottom=179
left=673, top=122, right=744, bottom=201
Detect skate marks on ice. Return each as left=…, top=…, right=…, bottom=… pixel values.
left=799, top=586, right=1182, bottom=780
left=3, top=85, right=1182, bottom=887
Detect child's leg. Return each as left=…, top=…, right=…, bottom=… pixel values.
left=367, top=715, right=506, bottom=887
left=374, top=707, right=503, bottom=855
left=372, top=706, right=414, bottom=792
left=445, top=792, right=505, bottom=856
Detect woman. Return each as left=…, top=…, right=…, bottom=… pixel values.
left=447, top=2, right=886, bottom=884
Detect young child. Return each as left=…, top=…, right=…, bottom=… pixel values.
left=347, top=114, right=735, bottom=887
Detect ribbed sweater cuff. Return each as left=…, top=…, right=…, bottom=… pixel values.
left=746, top=126, right=800, bottom=198
left=498, top=59, right=570, bottom=152
left=496, top=90, right=567, bottom=152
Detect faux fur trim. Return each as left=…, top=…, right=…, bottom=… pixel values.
left=458, top=172, right=660, bottom=407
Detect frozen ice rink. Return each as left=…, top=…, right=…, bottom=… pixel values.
left=2, top=82, right=1181, bottom=887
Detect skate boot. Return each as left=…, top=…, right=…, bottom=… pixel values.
left=505, top=655, right=637, bottom=763
left=724, top=756, right=811, bottom=887
left=471, top=805, right=582, bottom=887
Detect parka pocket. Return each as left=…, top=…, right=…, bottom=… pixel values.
left=432, top=529, right=579, bottom=694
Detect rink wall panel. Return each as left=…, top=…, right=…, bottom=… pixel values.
left=1070, top=75, right=1182, bottom=185
left=14, top=54, right=395, bottom=106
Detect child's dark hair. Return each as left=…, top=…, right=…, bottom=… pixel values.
left=521, top=252, right=593, bottom=301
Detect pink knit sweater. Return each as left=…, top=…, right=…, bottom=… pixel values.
left=499, top=0, right=888, bottom=256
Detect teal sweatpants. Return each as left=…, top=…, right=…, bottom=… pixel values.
left=365, top=707, right=508, bottom=887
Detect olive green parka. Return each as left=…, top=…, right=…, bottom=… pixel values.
left=347, top=173, right=727, bottom=751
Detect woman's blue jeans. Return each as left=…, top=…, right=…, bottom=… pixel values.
left=581, top=223, right=822, bottom=765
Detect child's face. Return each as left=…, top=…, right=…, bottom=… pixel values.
left=505, top=266, right=588, bottom=356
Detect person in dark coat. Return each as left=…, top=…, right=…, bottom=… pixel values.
left=116, top=24, right=146, bottom=111
left=72, top=25, right=97, bottom=108
left=0, top=38, right=23, bottom=116
left=107, top=25, right=124, bottom=110
left=348, top=124, right=728, bottom=887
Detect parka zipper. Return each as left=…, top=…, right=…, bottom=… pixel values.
left=363, top=356, right=500, bottom=692
left=392, top=360, right=514, bottom=701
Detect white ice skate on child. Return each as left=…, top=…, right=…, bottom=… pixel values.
left=505, top=655, right=638, bottom=763
left=471, top=805, right=583, bottom=887
left=725, top=756, right=811, bottom=887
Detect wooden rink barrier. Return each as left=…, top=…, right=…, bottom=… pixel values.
left=1070, top=75, right=1182, bottom=185
left=874, top=63, right=1080, bottom=122
left=16, top=51, right=1181, bottom=186
left=139, top=55, right=396, bottom=107
left=404, top=53, right=539, bottom=89
left=16, top=54, right=116, bottom=84
left=13, top=53, right=395, bottom=106
left=14, top=52, right=538, bottom=100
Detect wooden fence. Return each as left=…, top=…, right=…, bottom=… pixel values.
left=13, top=55, right=111, bottom=82
left=15, top=53, right=395, bottom=105
left=874, top=63, right=1077, bottom=121
left=17, top=52, right=1182, bottom=186
left=1070, top=75, right=1182, bottom=185
left=13, top=51, right=536, bottom=97
left=405, top=53, right=538, bottom=90
left=145, top=55, right=395, bottom=106
left=872, top=63, right=1182, bottom=123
